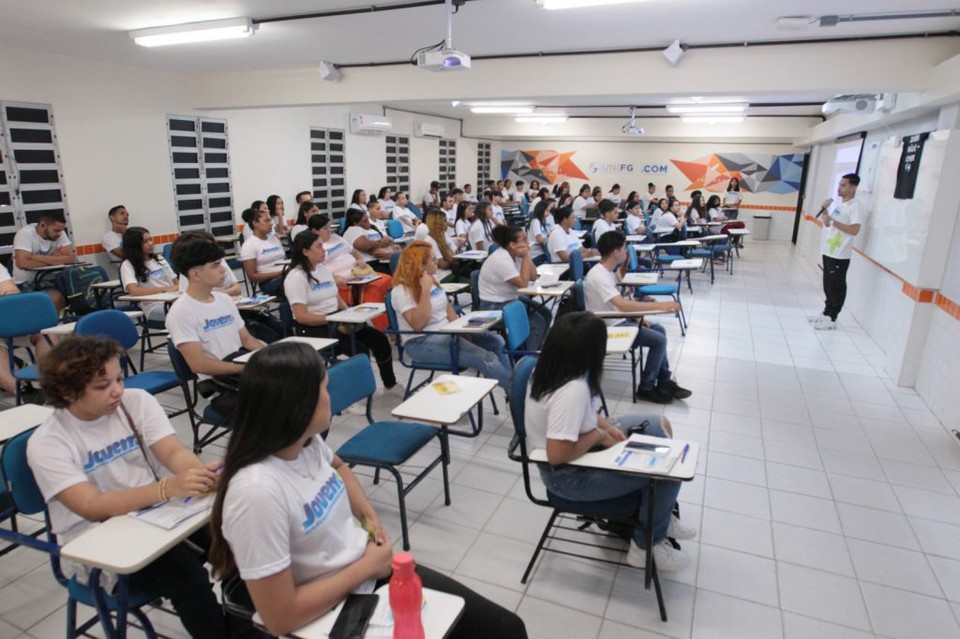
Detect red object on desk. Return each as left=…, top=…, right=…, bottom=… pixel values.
left=390, top=552, right=425, bottom=639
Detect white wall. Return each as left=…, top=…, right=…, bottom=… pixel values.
left=0, top=44, right=194, bottom=245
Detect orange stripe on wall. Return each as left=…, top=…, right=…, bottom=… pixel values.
left=936, top=293, right=960, bottom=320
left=74, top=229, right=240, bottom=256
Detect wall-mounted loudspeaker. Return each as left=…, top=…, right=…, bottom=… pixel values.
left=662, top=40, right=684, bottom=66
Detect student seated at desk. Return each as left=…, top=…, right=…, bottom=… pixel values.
left=390, top=241, right=512, bottom=390
left=101, top=204, right=128, bottom=260
left=591, top=199, right=620, bottom=242
left=585, top=233, right=692, bottom=405
left=624, top=200, right=646, bottom=236
left=28, top=336, right=248, bottom=639
left=706, top=194, right=728, bottom=222
left=208, top=343, right=527, bottom=639
left=267, top=194, right=289, bottom=238
left=284, top=231, right=398, bottom=392
left=348, top=188, right=369, bottom=213
left=12, top=210, right=75, bottom=310
left=547, top=206, right=599, bottom=264
left=478, top=225, right=551, bottom=350
left=0, top=262, right=52, bottom=402
left=468, top=201, right=496, bottom=251
left=422, top=208, right=467, bottom=282
left=650, top=197, right=668, bottom=224
left=342, top=207, right=397, bottom=275
left=392, top=192, right=420, bottom=231
left=119, top=227, right=178, bottom=323
left=527, top=198, right=554, bottom=265
left=572, top=184, right=593, bottom=220
left=654, top=200, right=684, bottom=243
left=290, top=200, right=320, bottom=241
left=524, top=312, right=695, bottom=571
left=454, top=200, right=475, bottom=243
left=376, top=185, right=396, bottom=216
left=240, top=207, right=285, bottom=295
left=489, top=191, right=507, bottom=226
left=167, top=235, right=266, bottom=416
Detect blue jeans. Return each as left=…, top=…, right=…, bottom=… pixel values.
left=538, top=415, right=681, bottom=545
left=403, top=332, right=512, bottom=390
left=478, top=299, right=551, bottom=351
left=636, top=323, right=672, bottom=390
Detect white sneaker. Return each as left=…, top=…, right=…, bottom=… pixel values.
left=814, top=319, right=837, bottom=331
left=667, top=515, right=697, bottom=540
left=343, top=402, right=366, bottom=415
left=626, top=539, right=690, bottom=572
left=381, top=384, right=406, bottom=398
left=808, top=313, right=828, bottom=324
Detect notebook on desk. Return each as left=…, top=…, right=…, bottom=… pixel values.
left=614, top=439, right=682, bottom=473
left=129, top=495, right=211, bottom=530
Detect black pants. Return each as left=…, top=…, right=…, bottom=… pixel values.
left=376, top=565, right=528, bottom=639
left=128, top=530, right=258, bottom=638
left=296, top=324, right=398, bottom=388
left=822, top=255, right=851, bottom=321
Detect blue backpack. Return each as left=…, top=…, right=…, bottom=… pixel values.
left=55, top=265, right=109, bottom=316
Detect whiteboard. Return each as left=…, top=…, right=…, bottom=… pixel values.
left=860, top=129, right=949, bottom=285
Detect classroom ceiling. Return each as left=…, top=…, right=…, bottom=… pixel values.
left=1, top=0, right=957, bottom=121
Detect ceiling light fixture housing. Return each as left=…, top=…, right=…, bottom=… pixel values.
left=515, top=115, right=569, bottom=124
left=471, top=106, right=535, bottom=114
left=681, top=116, right=746, bottom=124
left=666, top=103, right=748, bottom=115
left=130, top=17, right=256, bottom=47
left=536, top=0, right=649, bottom=9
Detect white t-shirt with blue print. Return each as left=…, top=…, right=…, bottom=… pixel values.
left=27, top=389, right=175, bottom=543
left=284, top=264, right=339, bottom=316
left=120, top=256, right=177, bottom=319
left=222, top=436, right=371, bottom=588
left=165, top=291, right=243, bottom=379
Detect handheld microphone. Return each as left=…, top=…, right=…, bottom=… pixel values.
left=816, top=198, right=833, bottom=218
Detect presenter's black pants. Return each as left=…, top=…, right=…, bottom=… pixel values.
left=822, top=255, right=851, bottom=321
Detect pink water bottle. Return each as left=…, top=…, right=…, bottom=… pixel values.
left=389, top=552, right=425, bottom=639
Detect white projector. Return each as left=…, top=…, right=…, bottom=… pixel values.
left=417, top=48, right=472, bottom=72
left=622, top=124, right=645, bottom=136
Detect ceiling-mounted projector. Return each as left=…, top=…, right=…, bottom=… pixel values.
left=417, top=48, right=471, bottom=71
left=622, top=124, right=645, bottom=136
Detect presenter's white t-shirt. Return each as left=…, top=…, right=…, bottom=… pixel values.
left=222, top=436, right=370, bottom=589
left=479, top=248, right=523, bottom=303
left=165, top=291, right=243, bottom=379
left=284, top=264, right=340, bottom=316
left=820, top=197, right=865, bottom=260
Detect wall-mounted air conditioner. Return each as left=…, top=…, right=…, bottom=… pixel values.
left=350, top=114, right=393, bottom=135
left=414, top=121, right=445, bottom=138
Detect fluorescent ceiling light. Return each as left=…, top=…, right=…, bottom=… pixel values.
left=515, top=116, right=569, bottom=124
left=681, top=116, right=746, bottom=124
left=666, top=103, right=748, bottom=114
left=471, top=106, right=535, bottom=114
left=130, top=17, right=256, bottom=47
left=537, top=0, right=648, bottom=9
left=451, top=101, right=461, bottom=107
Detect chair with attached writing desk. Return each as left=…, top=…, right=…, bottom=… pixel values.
left=166, top=343, right=231, bottom=454
left=506, top=357, right=644, bottom=584
left=0, top=429, right=164, bottom=639
left=329, top=355, right=450, bottom=551
left=628, top=246, right=686, bottom=336
left=0, top=292, right=59, bottom=405
left=383, top=291, right=498, bottom=426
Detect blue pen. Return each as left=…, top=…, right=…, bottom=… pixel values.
left=680, top=443, right=690, bottom=463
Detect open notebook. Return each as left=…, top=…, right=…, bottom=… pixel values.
left=129, top=494, right=212, bottom=530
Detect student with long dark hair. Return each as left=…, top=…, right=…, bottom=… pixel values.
left=454, top=200, right=475, bottom=241
left=29, top=337, right=243, bottom=638
left=478, top=225, right=551, bottom=349
left=284, top=231, right=398, bottom=391
left=349, top=189, right=369, bottom=212
left=208, top=343, right=527, bottom=639
left=546, top=206, right=598, bottom=263
left=342, top=207, right=397, bottom=274
left=119, top=226, right=178, bottom=322
left=526, top=198, right=554, bottom=265
left=722, top=176, right=741, bottom=219
left=240, top=208, right=285, bottom=295
left=525, top=312, right=695, bottom=571
left=468, top=200, right=496, bottom=251
left=291, top=200, right=320, bottom=240
left=266, top=194, right=288, bottom=236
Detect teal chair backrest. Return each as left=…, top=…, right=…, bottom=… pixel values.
left=76, top=310, right=140, bottom=350
left=327, top=355, right=376, bottom=415
left=574, top=278, right=586, bottom=311
left=569, top=251, right=584, bottom=281
left=503, top=300, right=530, bottom=351
left=509, top=357, right=538, bottom=443
left=388, top=220, right=404, bottom=239
left=1, top=429, right=45, bottom=516
left=0, top=292, right=59, bottom=339
left=408, top=203, right=423, bottom=220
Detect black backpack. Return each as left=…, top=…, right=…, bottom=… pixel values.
left=55, top=265, right=108, bottom=316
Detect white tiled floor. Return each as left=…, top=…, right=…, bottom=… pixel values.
left=3, top=241, right=960, bottom=638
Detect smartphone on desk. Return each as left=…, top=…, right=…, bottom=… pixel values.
left=329, top=593, right=379, bottom=639
left=625, top=440, right=671, bottom=454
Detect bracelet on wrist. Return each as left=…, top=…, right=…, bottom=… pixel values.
left=158, top=477, right=169, bottom=503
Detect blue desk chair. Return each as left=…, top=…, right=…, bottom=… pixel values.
left=383, top=291, right=496, bottom=434
left=387, top=219, right=404, bottom=239
left=0, top=293, right=58, bottom=405
left=389, top=251, right=401, bottom=275
left=76, top=311, right=182, bottom=408
left=469, top=269, right=481, bottom=311
left=505, top=358, right=654, bottom=603
left=407, top=203, right=423, bottom=220
left=329, top=355, right=450, bottom=551
left=166, top=343, right=230, bottom=453
left=487, top=242, right=500, bottom=255
left=0, top=429, right=163, bottom=639
left=569, top=251, right=585, bottom=282
left=162, top=243, right=176, bottom=274
left=502, top=300, right=538, bottom=363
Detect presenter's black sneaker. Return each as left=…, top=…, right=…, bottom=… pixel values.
left=636, top=386, right=673, bottom=404
left=658, top=379, right=692, bottom=400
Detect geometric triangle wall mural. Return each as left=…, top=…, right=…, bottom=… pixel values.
left=671, top=153, right=805, bottom=194
left=501, top=149, right=590, bottom=183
